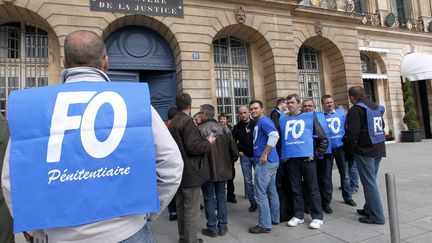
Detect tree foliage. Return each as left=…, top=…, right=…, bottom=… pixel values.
left=402, top=78, right=419, bottom=131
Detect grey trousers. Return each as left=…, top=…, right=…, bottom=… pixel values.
left=0, top=200, right=14, bottom=243
left=176, top=186, right=201, bottom=243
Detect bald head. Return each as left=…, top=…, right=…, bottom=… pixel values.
left=63, top=30, right=107, bottom=70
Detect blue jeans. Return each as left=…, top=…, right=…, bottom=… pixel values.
left=254, top=162, right=280, bottom=228
left=334, top=147, right=353, bottom=202
left=350, top=162, right=360, bottom=192
left=120, top=223, right=154, bottom=243
left=354, top=154, right=385, bottom=223
left=201, top=181, right=228, bottom=233
left=240, top=156, right=256, bottom=205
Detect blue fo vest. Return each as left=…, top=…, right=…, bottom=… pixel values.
left=280, top=112, right=314, bottom=159
left=356, top=102, right=386, bottom=144
left=7, top=82, right=159, bottom=232
left=315, top=112, right=332, bottom=155
left=253, top=116, right=279, bottom=164
left=324, top=108, right=346, bottom=149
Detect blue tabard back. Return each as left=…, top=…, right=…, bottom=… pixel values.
left=315, top=112, right=332, bottom=154
left=7, top=82, right=159, bottom=232
left=356, top=102, right=385, bottom=144
left=279, top=112, right=314, bottom=159
left=271, top=108, right=284, bottom=116
left=253, top=116, right=279, bottom=164
left=324, top=108, right=346, bottom=149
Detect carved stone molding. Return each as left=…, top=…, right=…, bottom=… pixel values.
left=364, top=37, right=370, bottom=46
left=235, top=6, right=246, bottom=24
left=314, top=22, right=323, bottom=36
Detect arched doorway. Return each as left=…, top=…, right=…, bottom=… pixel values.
left=105, top=26, right=176, bottom=120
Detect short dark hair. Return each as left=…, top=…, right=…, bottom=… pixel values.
left=286, top=94, right=301, bottom=103
left=348, top=86, right=366, bottom=100
left=302, top=99, right=315, bottom=105
left=321, top=94, right=332, bottom=104
left=276, top=98, right=286, bottom=106
left=218, top=113, right=229, bottom=121
left=167, top=107, right=179, bottom=120
left=249, top=99, right=263, bottom=108
left=64, top=30, right=107, bottom=69
left=176, top=93, right=192, bottom=111
left=200, top=104, right=215, bottom=119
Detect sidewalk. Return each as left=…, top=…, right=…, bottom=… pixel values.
left=152, top=140, right=432, bottom=243
left=14, top=140, right=432, bottom=242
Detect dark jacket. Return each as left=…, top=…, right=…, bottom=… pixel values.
left=198, top=119, right=239, bottom=182
left=344, top=98, right=386, bottom=159
left=270, top=108, right=283, bottom=155
left=169, top=112, right=212, bottom=188
left=232, top=119, right=255, bottom=157
left=312, top=114, right=329, bottom=159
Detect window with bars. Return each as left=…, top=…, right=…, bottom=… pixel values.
left=0, top=22, right=48, bottom=115
left=298, top=45, right=322, bottom=111
left=360, top=53, right=377, bottom=73
left=213, top=37, right=251, bottom=123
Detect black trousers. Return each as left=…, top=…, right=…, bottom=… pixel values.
left=316, top=154, right=334, bottom=206
left=227, top=163, right=236, bottom=198
left=287, top=158, right=323, bottom=220
left=276, top=161, right=294, bottom=222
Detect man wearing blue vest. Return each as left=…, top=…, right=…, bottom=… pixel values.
left=301, top=99, right=334, bottom=215
left=321, top=95, right=357, bottom=210
left=281, top=94, right=328, bottom=229
left=345, top=86, right=386, bottom=225
left=248, top=100, right=280, bottom=234
left=2, top=30, right=184, bottom=242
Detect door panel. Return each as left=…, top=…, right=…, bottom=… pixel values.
left=142, top=72, right=176, bottom=120
left=108, top=70, right=176, bottom=120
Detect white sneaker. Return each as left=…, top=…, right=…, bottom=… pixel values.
left=287, top=217, right=304, bottom=227
left=309, top=219, right=323, bottom=229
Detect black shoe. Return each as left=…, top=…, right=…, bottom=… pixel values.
left=201, top=229, right=218, bottom=237
left=323, top=205, right=333, bottom=214
left=357, top=209, right=370, bottom=216
left=218, top=228, right=228, bottom=236
left=248, top=203, right=257, bottom=212
left=248, top=225, right=271, bottom=234
left=169, top=213, right=178, bottom=221
left=227, top=195, right=237, bottom=203
left=345, top=199, right=357, bottom=207
left=359, top=216, right=385, bottom=225
left=272, top=221, right=279, bottom=225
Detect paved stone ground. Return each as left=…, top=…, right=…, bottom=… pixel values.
left=15, top=140, right=432, bottom=242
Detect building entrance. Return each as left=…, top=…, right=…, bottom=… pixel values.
left=105, top=26, right=176, bottom=120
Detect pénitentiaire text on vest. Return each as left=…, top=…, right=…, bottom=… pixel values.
left=47, top=166, right=131, bottom=184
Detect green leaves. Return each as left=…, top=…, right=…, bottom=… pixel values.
left=402, top=78, right=419, bottom=131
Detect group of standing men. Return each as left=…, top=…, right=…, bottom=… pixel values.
left=0, top=29, right=386, bottom=243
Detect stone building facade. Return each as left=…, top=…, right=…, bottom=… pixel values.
left=1, top=0, right=432, bottom=140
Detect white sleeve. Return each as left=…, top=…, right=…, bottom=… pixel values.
left=149, top=106, right=183, bottom=220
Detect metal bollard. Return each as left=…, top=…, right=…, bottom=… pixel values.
left=386, top=173, right=400, bottom=243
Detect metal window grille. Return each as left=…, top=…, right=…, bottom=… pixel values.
left=213, top=37, right=251, bottom=123
left=298, top=46, right=322, bottom=111
left=0, top=22, right=48, bottom=116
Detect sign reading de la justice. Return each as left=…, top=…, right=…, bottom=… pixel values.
left=90, top=0, right=183, bottom=18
